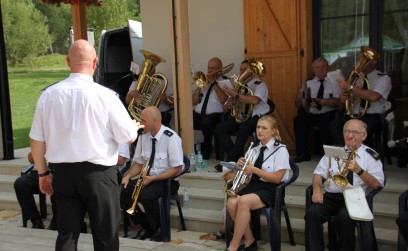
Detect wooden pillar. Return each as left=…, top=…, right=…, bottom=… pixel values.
left=169, top=0, right=194, bottom=155
left=71, top=3, right=88, bottom=41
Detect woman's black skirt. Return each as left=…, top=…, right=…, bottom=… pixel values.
left=236, top=179, right=278, bottom=207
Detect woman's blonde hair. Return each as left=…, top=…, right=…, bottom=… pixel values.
left=258, top=115, right=282, bottom=141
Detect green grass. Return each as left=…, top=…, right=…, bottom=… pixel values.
left=8, top=54, right=70, bottom=149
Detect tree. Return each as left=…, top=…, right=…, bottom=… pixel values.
left=1, top=0, right=50, bottom=66
left=86, top=0, right=140, bottom=48
left=33, top=1, right=72, bottom=54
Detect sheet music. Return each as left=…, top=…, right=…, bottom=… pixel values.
left=323, top=145, right=348, bottom=160
left=219, top=161, right=242, bottom=171
left=327, top=69, right=345, bottom=84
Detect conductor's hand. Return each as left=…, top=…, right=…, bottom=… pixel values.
left=39, top=174, right=54, bottom=196
left=134, top=121, right=145, bottom=135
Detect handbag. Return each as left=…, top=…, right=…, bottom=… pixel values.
left=343, top=186, right=374, bottom=221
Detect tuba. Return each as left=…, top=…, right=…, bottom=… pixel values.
left=193, top=63, right=234, bottom=89
left=226, top=142, right=256, bottom=197
left=345, top=46, right=380, bottom=118
left=127, top=160, right=151, bottom=215
left=128, top=50, right=168, bottom=121
left=230, top=59, right=265, bottom=123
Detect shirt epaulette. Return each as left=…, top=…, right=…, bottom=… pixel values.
left=254, top=80, right=261, bottom=85
left=274, top=140, right=281, bottom=146
left=377, top=72, right=386, bottom=76
left=41, top=82, right=59, bottom=92
left=366, top=148, right=380, bottom=161
left=221, top=76, right=229, bottom=79
left=164, top=130, right=173, bottom=137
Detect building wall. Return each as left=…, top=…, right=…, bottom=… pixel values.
left=140, top=0, right=245, bottom=81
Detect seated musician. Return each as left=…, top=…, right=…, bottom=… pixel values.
left=305, top=119, right=385, bottom=251
left=120, top=106, right=183, bottom=242
left=215, top=60, right=270, bottom=171
left=226, top=115, right=290, bottom=251
left=329, top=46, right=392, bottom=148
left=192, top=57, right=229, bottom=160
left=293, top=57, right=341, bottom=163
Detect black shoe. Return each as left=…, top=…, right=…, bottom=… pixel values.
left=292, top=154, right=311, bottom=163
left=238, top=240, right=258, bottom=251
left=31, top=218, right=44, bottom=229
left=47, top=218, right=57, bottom=230
left=132, top=228, right=146, bottom=239
left=214, top=164, right=223, bottom=172
left=150, top=228, right=162, bottom=242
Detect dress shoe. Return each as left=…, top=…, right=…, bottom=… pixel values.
left=31, top=218, right=44, bottom=229
left=238, top=240, right=258, bottom=251
left=132, top=228, right=146, bottom=239
left=47, top=218, right=57, bottom=230
left=292, top=154, right=311, bottom=163
left=150, top=228, right=162, bottom=242
left=214, top=164, right=223, bottom=172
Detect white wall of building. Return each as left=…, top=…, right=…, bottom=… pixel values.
left=140, top=0, right=245, bottom=83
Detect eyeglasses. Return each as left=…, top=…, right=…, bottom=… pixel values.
left=343, top=130, right=365, bottom=135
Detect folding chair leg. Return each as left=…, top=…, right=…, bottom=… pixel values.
left=175, top=199, right=186, bottom=230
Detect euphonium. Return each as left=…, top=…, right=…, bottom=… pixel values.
left=227, top=142, right=256, bottom=197
left=345, top=46, right=380, bottom=118
left=128, top=50, right=168, bottom=121
left=332, top=149, right=356, bottom=188
left=193, top=63, right=234, bottom=89
left=127, top=161, right=151, bottom=215
left=230, top=59, right=265, bottom=123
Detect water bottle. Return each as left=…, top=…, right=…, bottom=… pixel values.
left=196, top=150, right=203, bottom=170
left=183, top=187, right=190, bottom=210
left=195, top=141, right=201, bottom=153
left=189, top=152, right=196, bottom=173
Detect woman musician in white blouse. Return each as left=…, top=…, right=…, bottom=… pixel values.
left=225, top=115, right=290, bottom=251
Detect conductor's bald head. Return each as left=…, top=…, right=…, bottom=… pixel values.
left=66, top=40, right=97, bottom=75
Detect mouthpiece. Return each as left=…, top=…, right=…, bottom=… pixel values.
left=387, top=140, right=396, bottom=148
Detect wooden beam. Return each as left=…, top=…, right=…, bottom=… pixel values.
left=169, top=0, right=194, bottom=155
left=71, top=3, right=88, bottom=41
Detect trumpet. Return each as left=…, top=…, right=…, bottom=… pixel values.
left=226, top=142, right=256, bottom=197
left=127, top=161, right=151, bottom=215
left=332, top=149, right=356, bottom=188
left=193, top=63, right=234, bottom=88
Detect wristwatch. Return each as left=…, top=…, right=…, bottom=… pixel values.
left=357, top=169, right=364, bottom=176
left=38, top=170, right=51, bottom=177
left=235, top=93, right=240, bottom=100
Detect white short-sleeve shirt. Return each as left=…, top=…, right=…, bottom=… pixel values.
left=29, top=73, right=137, bottom=166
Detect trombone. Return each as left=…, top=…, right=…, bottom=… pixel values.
left=193, top=63, right=234, bottom=88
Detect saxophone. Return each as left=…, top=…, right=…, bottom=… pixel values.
left=230, top=59, right=265, bottom=123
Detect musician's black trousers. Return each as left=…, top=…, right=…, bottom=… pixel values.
left=293, top=110, right=336, bottom=156
left=215, top=115, right=259, bottom=162
left=305, top=192, right=356, bottom=251
left=193, top=111, right=222, bottom=159
left=397, top=211, right=408, bottom=244
left=121, top=179, right=178, bottom=232
left=51, top=163, right=120, bottom=251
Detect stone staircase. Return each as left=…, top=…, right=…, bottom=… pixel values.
left=0, top=148, right=406, bottom=250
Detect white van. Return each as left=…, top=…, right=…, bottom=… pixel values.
left=94, top=20, right=143, bottom=106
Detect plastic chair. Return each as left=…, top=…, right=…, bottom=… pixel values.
left=20, top=164, right=47, bottom=227
left=225, top=159, right=299, bottom=251
left=398, top=189, right=408, bottom=251
left=304, top=178, right=384, bottom=251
